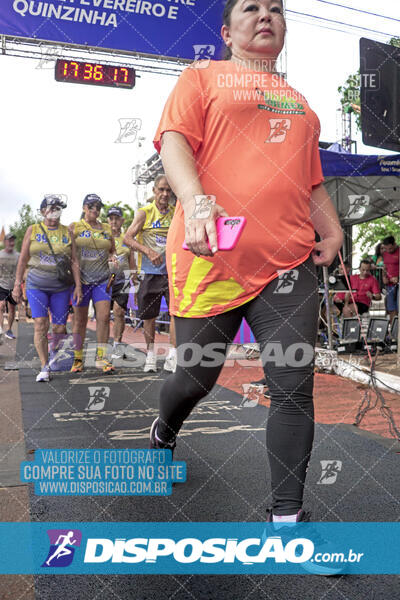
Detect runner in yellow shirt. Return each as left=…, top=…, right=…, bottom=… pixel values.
left=70, top=194, right=117, bottom=373
left=106, top=206, right=137, bottom=359
left=124, top=175, right=176, bottom=372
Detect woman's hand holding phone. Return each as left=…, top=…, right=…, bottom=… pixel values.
left=183, top=194, right=228, bottom=257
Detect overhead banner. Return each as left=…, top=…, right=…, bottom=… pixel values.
left=0, top=0, right=225, bottom=60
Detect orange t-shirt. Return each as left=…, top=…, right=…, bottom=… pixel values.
left=154, top=60, right=324, bottom=318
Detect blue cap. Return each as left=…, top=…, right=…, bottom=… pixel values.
left=83, top=194, right=103, bottom=207
left=107, top=206, right=123, bottom=217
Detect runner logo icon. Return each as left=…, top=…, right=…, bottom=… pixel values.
left=274, top=269, right=299, bottom=294
left=115, top=118, right=142, bottom=144
left=86, top=386, right=110, bottom=411
left=345, top=195, right=370, bottom=220
left=42, top=529, right=82, bottom=567
left=265, top=118, right=292, bottom=143
left=240, top=383, right=264, bottom=407
left=192, top=44, right=215, bottom=67
left=317, top=460, right=342, bottom=485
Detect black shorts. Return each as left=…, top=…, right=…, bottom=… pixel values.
left=0, top=286, right=17, bottom=306
left=333, top=300, right=344, bottom=314
left=137, top=274, right=170, bottom=320
left=111, top=281, right=129, bottom=311
left=355, top=301, right=369, bottom=315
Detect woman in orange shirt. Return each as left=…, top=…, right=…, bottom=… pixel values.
left=150, top=0, right=343, bottom=526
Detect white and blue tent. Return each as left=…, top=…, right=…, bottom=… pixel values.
left=320, top=149, right=400, bottom=226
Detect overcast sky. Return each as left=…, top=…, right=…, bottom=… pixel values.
left=0, top=0, right=399, bottom=231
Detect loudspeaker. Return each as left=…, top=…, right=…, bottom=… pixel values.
left=341, top=318, right=361, bottom=343
left=366, top=318, right=389, bottom=344
left=337, top=318, right=361, bottom=353
left=360, top=37, right=400, bottom=152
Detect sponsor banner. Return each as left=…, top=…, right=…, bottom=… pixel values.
left=20, top=449, right=186, bottom=496
left=0, top=0, right=224, bottom=60
left=320, top=150, right=400, bottom=177
left=0, top=522, right=399, bottom=574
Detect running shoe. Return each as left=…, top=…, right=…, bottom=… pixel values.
left=149, top=417, right=176, bottom=454
left=70, top=358, right=83, bottom=373
left=111, top=343, right=126, bottom=360
left=5, top=330, right=16, bottom=340
left=164, top=354, right=177, bottom=373
left=144, top=353, right=157, bottom=372
left=265, top=508, right=345, bottom=576
left=95, top=358, right=115, bottom=373
left=36, top=366, right=50, bottom=383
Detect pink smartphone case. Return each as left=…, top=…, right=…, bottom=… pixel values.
left=183, top=216, right=247, bottom=251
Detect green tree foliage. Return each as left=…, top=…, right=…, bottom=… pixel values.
left=9, top=204, right=37, bottom=251
left=338, top=71, right=361, bottom=129
left=355, top=214, right=400, bottom=257
left=338, top=37, right=400, bottom=133
left=100, top=202, right=135, bottom=229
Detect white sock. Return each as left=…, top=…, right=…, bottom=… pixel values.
left=167, top=347, right=176, bottom=359
left=147, top=350, right=155, bottom=359
left=272, top=513, right=298, bottom=527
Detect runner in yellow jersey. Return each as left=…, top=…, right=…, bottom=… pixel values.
left=12, top=196, right=81, bottom=382
left=124, top=175, right=176, bottom=372
left=69, top=194, right=118, bottom=373
left=106, top=206, right=137, bottom=359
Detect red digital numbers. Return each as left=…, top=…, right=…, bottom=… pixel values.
left=55, top=60, right=135, bottom=89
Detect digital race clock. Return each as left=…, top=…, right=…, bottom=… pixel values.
left=55, top=59, right=135, bottom=89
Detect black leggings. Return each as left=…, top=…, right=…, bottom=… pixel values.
left=158, top=256, right=319, bottom=515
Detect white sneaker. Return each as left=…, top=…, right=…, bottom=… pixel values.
left=111, top=343, right=126, bottom=360
left=164, top=354, right=177, bottom=373
left=36, top=368, right=50, bottom=382
left=144, top=353, right=157, bottom=372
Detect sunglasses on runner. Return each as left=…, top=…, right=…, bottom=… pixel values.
left=87, top=203, right=102, bottom=211
left=40, top=195, right=67, bottom=210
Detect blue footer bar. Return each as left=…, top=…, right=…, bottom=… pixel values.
left=1, top=522, right=399, bottom=574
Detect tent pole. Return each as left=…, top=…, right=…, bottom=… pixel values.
left=323, top=267, right=333, bottom=350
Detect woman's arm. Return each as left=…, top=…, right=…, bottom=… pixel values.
left=128, top=250, right=137, bottom=281
left=160, top=131, right=228, bottom=256
left=309, top=183, right=344, bottom=267
left=70, top=236, right=82, bottom=304
left=12, top=226, right=33, bottom=301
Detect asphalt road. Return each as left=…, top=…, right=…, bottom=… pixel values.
left=14, top=322, right=400, bottom=599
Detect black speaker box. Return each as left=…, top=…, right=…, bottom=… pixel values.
left=360, top=37, right=400, bottom=152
